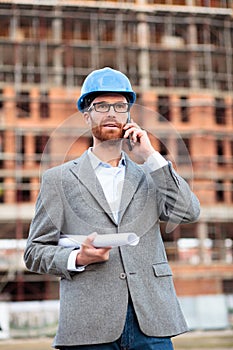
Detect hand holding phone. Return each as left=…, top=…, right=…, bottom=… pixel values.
left=123, top=118, right=155, bottom=162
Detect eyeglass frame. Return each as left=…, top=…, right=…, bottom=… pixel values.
left=87, top=102, right=131, bottom=113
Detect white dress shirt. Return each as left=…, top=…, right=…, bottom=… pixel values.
left=67, top=149, right=168, bottom=271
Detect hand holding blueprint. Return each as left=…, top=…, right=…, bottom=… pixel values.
left=59, top=232, right=140, bottom=248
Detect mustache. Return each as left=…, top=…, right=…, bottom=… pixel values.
left=99, top=119, right=123, bottom=127
left=91, top=123, right=125, bottom=140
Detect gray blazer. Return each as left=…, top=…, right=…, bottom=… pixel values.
left=24, top=151, right=200, bottom=347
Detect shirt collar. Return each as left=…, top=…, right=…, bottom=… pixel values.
left=88, top=147, right=126, bottom=170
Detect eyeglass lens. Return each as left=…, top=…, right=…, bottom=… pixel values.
left=92, top=102, right=130, bottom=113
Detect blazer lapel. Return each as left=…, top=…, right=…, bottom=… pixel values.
left=118, top=155, right=144, bottom=224
left=69, top=151, right=117, bottom=225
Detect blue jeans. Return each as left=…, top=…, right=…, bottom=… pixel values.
left=60, top=302, right=174, bottom=350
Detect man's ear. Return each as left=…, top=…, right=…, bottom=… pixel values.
left=83, top=112, right=91, bottom=125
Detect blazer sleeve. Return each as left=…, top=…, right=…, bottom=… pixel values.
left=24, top=168, right=75, bottom=280
left=150, top=162, right=200, bottom=224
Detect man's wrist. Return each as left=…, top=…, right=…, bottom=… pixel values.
left=142, top=149, right=156, bottom=162
left=75, top=252, right=83, bottom=267
left=144, top=151, right=168, bottom=171
left=67, top=250, right=86, bottom=272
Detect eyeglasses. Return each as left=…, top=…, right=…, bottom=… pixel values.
left=88, top=102, right=130, bottom=113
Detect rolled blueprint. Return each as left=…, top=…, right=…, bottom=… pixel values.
left=59, top=232, right=140, bottom=248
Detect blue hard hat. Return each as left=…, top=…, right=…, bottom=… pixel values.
left=77, top=67, right=136, bottom=112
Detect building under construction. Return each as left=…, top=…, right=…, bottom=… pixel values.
left=0, top=0, right=233, bottom=315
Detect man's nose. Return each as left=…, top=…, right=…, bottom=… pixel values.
left=107, top=105, right=117, bottom=116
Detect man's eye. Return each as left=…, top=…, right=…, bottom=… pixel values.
left=116, top=103, right=125, bottom=109
left=99, top=103, right=108, bottom=109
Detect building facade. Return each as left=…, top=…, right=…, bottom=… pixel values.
left=0, top=0, right=232, bottom=303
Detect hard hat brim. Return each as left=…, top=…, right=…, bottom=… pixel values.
left=77, top=90, right=136, bottom=112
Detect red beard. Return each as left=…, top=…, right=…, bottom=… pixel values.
left=91, top=122, right=125, bottom=142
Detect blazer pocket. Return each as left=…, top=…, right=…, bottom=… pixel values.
left=152, top=262, right=173, bottom=277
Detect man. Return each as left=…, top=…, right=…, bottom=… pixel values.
left=24, top=67, right=200, bottom=350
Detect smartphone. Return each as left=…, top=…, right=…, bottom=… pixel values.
left=126, top=113, right=132, bottom=151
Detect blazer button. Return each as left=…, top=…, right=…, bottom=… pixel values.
left=120, top=273, right=127, bottom=280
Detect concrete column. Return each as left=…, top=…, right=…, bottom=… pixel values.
left=224, top=19, right=233, bottom=91
left=10, top=12, right=18, bottom=40
left=137, top=14, right=150, bottom=90
left=25, top=133, right=35, bottom=168
left=52, top=17, right=62, bottom=42
left=30, top=88, right=39, bottom=120
left=188, top=22, right=199, bottom=89
left=40, top=41, right=48, bottom=86
left=116, top=13, right=125, bottom=72
left=52, top=11, right=63, bottom=86
left=197, top=221, right=211, bottom=264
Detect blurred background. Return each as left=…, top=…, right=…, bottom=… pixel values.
left=0, top=0, right=232, bottom=346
